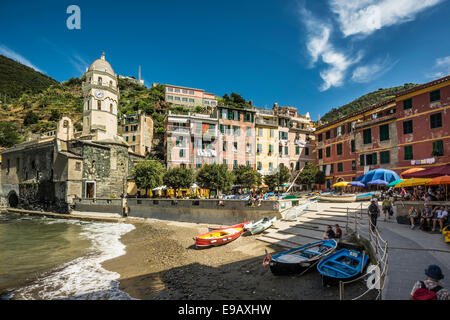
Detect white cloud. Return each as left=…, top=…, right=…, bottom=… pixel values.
left=299, top=7, right=362, bottom=91
left=68, top=54, right=89, bottom=75
left=426, top=56, right=450, bottom=79
left=0, top=45, right=44, bottom=73
left=330, top=0, right=443, bottom=37
left=351, top=57, right=398, bottom=83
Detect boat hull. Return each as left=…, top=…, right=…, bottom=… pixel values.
left=317, top=249, right=369, bottom=286
left=318, top=195, right=357, bottom=203
left=195, top=222, right=246, bottom=248
left=268, top=240, right=337, bottom=276
left=249, top=217, right=276, bottom=235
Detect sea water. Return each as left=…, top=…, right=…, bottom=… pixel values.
left=0, top=213, right=135, bottom=300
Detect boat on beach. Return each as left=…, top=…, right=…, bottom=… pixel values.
left=195, top=222, right=247, bottom=248
left=245, top=217, right=276, bottom=235
left=317, top=248, right=369, bottom=285
left=264, top=239, right=337, bottom=275
left=317, top=194, right=357, bottom=203
left=355, top=192, right=374, bottom=201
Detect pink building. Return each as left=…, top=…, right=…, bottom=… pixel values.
left=165, top=110, right=219, bottom=168
left=164, top=84, right=217, bottom=109
left=217, top=106, right=257, bottom=169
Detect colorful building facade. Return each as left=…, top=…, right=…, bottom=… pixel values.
left=165, top=84, right=217, bottom=109
left=315, top=75, right=450, bottom=189
left=217, top=106, right=256, bottom=170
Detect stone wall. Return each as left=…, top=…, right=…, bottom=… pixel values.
left=74, top=198, right=292, bottom=225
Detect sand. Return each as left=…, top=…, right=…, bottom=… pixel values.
left=102, top=218, right=376, bottom=300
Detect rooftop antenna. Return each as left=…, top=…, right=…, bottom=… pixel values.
left=138, top=65, right=141, bottom=82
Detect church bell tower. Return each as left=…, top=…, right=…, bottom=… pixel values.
left=82, top=52, right=120, bottom=141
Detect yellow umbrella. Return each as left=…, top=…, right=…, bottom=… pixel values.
left=332, top=181, right=350, bottom=188
left=394, top=178, right=432, bottom=188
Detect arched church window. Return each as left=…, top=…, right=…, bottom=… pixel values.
left=109, top=80, right=113, bottom=88
left=98, top=77, right=103, bottom=85
left=87, top=99, right=90, bottom=110
left=110, top=103, right=113, bottom=113
left=63, top=120, right=69, bottom=128
left=97, top=100, right=101, bottom=110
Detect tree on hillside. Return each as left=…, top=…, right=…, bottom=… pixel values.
left=0, top=121, right=22, bottom=147
left=23, top=110, right=38, bottom=126
left=264, top=165, right=290, bottom=191
left=196, top=164, right=234, bottom=197
left=233, top=165, right=262, bottom=190
left=131, top=160, right=166, bottom=196
left=220, top=92, right=252, bottom=109
left=48, top=109, right=61, bottom=122
left=163, top=167, right=195, bottom=196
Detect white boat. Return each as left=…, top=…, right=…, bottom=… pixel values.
left=245, top=217, right=277, bottom=235
left=317, top=194, right=357, bottom=203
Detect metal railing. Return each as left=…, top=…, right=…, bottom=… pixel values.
left=341, top=203, right=389, bottom=300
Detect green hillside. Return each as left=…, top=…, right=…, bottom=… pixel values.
left=0, top=55, right=58, bottom=99
left=319, top=83, right=418, bottom=124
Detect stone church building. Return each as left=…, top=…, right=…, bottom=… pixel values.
left=0, top=54, right=144, bottom=212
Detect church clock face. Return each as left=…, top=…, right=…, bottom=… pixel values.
left=95, top=90, right=104, bottom=99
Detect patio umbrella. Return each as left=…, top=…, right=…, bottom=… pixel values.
left=354, top=175, right=365, bottom=182
left=387, top=179, right=403, bottom=187
left=427, top=175, right=450, bottom=200
left=367, top=179, right=389, bottom=186
left=394, top=178, right=432, bottom=188
left=402, top=164, right=450, bottom=178
left=426, top=175, right=450, bottom=185
left=349, top=181, right=365, bottom=187
left=332, top=181, right=349, bottom=187
left=400, top=167, right=425, bottom=177
left=361, top=168, right=401, bottom=184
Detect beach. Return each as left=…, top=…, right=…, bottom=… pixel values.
left=102, top=218, right=372, bottom=300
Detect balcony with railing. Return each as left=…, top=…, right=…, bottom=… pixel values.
left=355, top=113, right=397, bottom=130
left=82, top=80, right=119, bottom=91
left=167, top=125, right=191, bottom=135
left=256, top=117, right=278, bottom=126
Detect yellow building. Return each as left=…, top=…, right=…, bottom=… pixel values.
left=255, top=111, right=279, bottom=175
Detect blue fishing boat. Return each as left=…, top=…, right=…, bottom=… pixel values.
left=317, top=249, right=369, bottom=285
left=263, top=239, right=337, bottom=275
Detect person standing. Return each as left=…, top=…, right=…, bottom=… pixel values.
left=382, top=197, right=392, bottom=222
left=367, top=198, right=380, bottom=232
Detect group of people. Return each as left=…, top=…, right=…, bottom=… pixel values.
left=400, top=185, right=447, bottom=201
left=248, top=189, right=264, bottom=207
left=322, top=224, right=342, bottom=240
left=408, top=204, right=448, bottom=232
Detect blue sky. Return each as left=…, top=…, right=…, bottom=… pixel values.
left=1, top=0, right=449, bottom=120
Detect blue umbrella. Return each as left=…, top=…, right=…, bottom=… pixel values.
left=367, top=179, right=388, bottom=186
left=354, top=175, right=365, bottom=182
left=349, top=181, right=365, bottom=187
left=361, top=168, right=401, bottom=184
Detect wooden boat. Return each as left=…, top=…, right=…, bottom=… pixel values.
left=264, top=239, right=337, bottom=275
left=356, top=192, right=374, bottom=201
left=317, top=194, right=357, bottom=203
left=317, top=249, right=369, bottom=285
left=195, top=222, right=247, bottom=248
left=246, top=217, right=276, bottom=235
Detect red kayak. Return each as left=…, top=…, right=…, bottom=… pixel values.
left=195, top=222, right=248, bottom=248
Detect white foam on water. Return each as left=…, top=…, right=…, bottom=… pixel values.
left=14, top=219, right=137, bottom=300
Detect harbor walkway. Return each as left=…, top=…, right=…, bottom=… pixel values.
left=256, top=201, right=450, bottom=300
